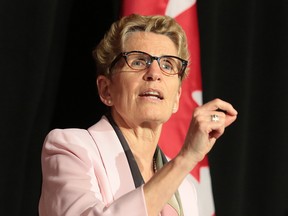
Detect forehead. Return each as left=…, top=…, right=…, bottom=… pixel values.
left=123, top=32, right=178, bottom=56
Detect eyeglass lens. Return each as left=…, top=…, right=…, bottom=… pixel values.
left=124, top=52, right=183, bottom=75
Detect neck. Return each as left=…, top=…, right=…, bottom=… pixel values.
left=109, top=111, right=161, bottom=181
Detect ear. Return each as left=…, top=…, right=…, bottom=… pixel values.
left=96, top=75, right=113, bottom=106
left=172, top=86, right=182, bottom=113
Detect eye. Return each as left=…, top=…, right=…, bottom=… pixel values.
left=130, top=58, right=146, bottom=68
left=160, top=58, right=176, bottom=72
left=128, top=54, right=150, bottom=69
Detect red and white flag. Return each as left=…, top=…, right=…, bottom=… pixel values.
left=122, top=1, right=215, bottom=215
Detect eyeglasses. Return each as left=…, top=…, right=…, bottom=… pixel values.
left=109, top=51, right=188, bottom=77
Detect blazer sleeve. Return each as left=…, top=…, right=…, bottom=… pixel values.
left=39, top=129, right=148, bottom=216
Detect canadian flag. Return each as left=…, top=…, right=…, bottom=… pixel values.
left=122, top=0, right=215, bottom=215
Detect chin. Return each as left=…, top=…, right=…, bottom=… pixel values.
left=141, top=112, right=171, bottom=124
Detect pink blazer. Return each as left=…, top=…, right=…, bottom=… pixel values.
left=39, top=116, right=199, bottom=215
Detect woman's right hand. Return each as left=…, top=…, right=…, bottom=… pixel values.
left=179, top=98, right=238, bottom=170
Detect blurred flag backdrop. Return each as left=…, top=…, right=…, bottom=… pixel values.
left=121, top=0, right=215, bottom=215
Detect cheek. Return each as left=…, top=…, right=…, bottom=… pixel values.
left=169, top=82, right=181, bottom=99
left=110, top=77, right=136, bottom=100
left=170, top=84, right=181, bottom=109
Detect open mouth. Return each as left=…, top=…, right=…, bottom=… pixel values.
left=139, top=90, right=164, bottom=100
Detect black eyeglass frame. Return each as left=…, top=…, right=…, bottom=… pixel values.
left=109, top=50, right=188, bottom=78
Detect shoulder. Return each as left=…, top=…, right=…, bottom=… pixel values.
left=44, top=116, right=109, bottom=149
left=42, top=128, right=95, bottom=161
left=44, top=128, right=92, bottom=149
left=42, top=116, right=112, bottom=159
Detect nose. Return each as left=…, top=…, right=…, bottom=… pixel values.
left=143, top=60, right=162, bottom=81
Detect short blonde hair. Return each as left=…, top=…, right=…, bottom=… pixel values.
left=93, top=13, right=190, bottom=79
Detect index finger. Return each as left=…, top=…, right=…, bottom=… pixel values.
left=203, top=98, right=238, bottom=116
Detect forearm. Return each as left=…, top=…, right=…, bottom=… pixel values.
left=143, top=153, right=197, bottom=216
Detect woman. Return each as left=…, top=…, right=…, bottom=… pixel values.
left=39, top=14, right=237, bottom=215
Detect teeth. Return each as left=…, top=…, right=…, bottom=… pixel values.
left=140, top=91, right=163, bottom=99
left=144, top=91, right=160, bottom=96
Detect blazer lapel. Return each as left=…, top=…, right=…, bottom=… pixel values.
left=88, top=116, right=135, bottom=200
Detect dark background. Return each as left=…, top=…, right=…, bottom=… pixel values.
left=1, top=0, right=287, bottom=215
